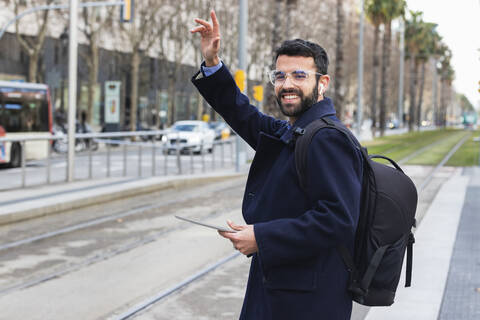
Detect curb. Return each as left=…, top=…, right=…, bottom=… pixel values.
left=0, top=172, right=246, bottom=226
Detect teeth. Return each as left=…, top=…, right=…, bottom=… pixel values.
left=284, top=95, right=298, bottom=99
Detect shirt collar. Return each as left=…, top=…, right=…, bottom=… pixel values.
left=275, top=97, right=337, bottom=146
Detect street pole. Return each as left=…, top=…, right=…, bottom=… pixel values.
left=398, top=18, right=405, bottom=127
left=67, top=0, right=78, bottom=182
left=356, top=0, right=364, bottom=137
left=236, top=0, right=248, bottom=172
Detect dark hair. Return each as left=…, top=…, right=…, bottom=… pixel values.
left=274, top=39, right=329, bottom=75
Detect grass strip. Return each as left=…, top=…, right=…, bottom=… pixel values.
left=363, top=129, right=457, bottom=162
left=446, top=131, right=480, bottom=167
left=405, top=130, right=470, bottom=165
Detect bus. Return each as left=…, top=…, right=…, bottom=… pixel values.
left=0, top=81, right=53, bottom=167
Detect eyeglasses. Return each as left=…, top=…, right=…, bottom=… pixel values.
left=267, top=70, right=323, bottom=86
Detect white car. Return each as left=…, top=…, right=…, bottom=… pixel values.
left=164, top=120, right=215, bottom=154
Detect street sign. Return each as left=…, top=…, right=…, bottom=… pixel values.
left=234, top=70, right=246, bottom=92
left=121, top=0, right=134, bottom=23
left=104, top=81, right=121, bottom=124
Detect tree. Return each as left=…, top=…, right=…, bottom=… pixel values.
left=117, top=0, right=166, bottom=132
left=365, top=0, right=384, bottom=135
left=404, top=10, right=423, bottom=132
left=437, top=47, right=454, bottom=127
left=415, top=22, right=439, bottom=129
left=334, top=0, right=345, bottom=120
left=377, top=0, right=406, bottom=136
left=79, top=6, right=115, bottom=123
left=10, top=0, right=54, bottom=82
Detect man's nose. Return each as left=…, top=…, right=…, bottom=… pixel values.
left=282, top=74, right=295, bottom=88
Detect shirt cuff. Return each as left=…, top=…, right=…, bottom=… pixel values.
left=201, top=61, right=223, bottom=77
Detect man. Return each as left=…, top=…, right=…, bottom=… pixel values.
left=191, top=10, right=363, bottom=320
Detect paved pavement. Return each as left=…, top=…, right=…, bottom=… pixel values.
left=1, top=164, right=479, bottom=319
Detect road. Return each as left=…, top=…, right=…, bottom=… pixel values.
left=0, top=163, right=457, bottom=319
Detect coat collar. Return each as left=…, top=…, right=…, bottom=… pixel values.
left=274, top=97, right=337, bottom=146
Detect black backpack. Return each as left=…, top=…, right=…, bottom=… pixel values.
left=294, top=117, right=418, bottom=306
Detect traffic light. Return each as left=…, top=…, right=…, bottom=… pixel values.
left=121, top=0, right=134, bottom=23
left=234, top=70, right=246, bottom=92
left=253, top=85, right=264, bottom=102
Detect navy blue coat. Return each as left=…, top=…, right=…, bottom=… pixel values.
left=192, top=64, right=363, bottom=320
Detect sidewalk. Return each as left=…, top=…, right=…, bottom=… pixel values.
left=0, top=168, right=245, bottom=225
left=1, top=164, right=479, bottom=319
left=365, top=166, right=480, bottom=319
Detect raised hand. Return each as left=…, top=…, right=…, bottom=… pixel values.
left=190, top=9, right=221, bottom=67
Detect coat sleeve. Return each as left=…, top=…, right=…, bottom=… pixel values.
left=191, top=63, right=284, bottom=150
left=253, top=128, right=363, bottom=270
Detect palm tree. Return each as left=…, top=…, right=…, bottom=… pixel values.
left=378, top=0, right=406, bottom=136
left=365, top=0, right=384, bottom=136
left=334, top=0, right=345, bottom=120
left=415, top=23, right=440, bottom=129
left=404, top=10, right=424, bottom=132
left=438, top=48, right=454, bottom=127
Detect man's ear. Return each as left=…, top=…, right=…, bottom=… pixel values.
left=318, top=75, right=330, bottom=96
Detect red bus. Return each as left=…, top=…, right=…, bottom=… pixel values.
left=0, top=81, right=53, bottom=167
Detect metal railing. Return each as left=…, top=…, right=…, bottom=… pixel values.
left=0, top=131, right=238, bottom=189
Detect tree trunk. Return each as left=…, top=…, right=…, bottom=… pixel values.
left=167, top=75, right=176, bottom=126
left=28, top=52, right=39, bottom=82
left=265, top=0, right=284, bottom=118
left=416, top=61, right=426, bottom=130
left=370, top=24, right=380, bottom=136
left=130, top=51, right=140, bottom=132
left=87, top=42, right=99, bottom=124
left=408, top=57, right=418, bottom=132
left=334, top=0, right=344, bottom=120
left=439, top=79, right=446, bottom=127
left=379, top=21, right=392, bottom=137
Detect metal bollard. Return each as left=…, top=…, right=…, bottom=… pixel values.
left=212, top=142, right=216, bottom=170
left=46, top=139, right=51, bottom=184
left=88, top=144, right=93, bottom=179
left=221, top=140, right=225, bottom=168
left=201, top=141, right=206, bottom=173
left=107, top=143, right=111, bottom=178
left=138, top=144, right=143, bottom=177
left=163, top=145, right=168, bottom=175
left=21, top=141, right=26, bottom=187
left=190, top=145, right=194, bottom=174
left=123, top=143, right=127, bottom=177
left=176, top=145, right=182, bottom=175
left=152, top=140, right=156, bottom=176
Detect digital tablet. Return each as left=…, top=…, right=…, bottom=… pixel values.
left=175, top=215, right=237, bottom=233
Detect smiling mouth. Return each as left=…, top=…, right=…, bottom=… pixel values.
left=282, top=94, right=300, bottom=102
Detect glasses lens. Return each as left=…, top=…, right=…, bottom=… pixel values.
left=291, top=70, right=308, bottom=81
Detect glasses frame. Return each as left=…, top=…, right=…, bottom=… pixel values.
left=267, top=69, right=324, bottom=86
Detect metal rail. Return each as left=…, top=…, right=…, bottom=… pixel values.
left=0, top=132, right=237, bottom=189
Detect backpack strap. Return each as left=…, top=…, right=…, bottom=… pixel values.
left=294, top=117, right=361, bottom=191
left=405, top=232, right=415, bottom=287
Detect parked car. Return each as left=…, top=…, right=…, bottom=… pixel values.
left=164, top=120, right=215, bottom=154
left=208, top=121, right=232, bottom=140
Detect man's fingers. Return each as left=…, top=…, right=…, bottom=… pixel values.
left=194, top=18, right=212, bottom=30
left=227, top=220, right=246, bottom=231
left=190, top=26, right=206, bottom=34
left=210, top=9, right=219, bottom=29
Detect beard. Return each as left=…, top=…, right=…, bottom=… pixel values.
left=276, top=85, right=319, bottom=118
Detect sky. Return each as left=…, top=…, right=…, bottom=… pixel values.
left=406, top=0, right=480, bottom=109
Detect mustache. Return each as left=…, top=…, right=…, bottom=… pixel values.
left=278, top=88, right=303, bottom=96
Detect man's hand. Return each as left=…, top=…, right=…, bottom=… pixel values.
left=190, top=9, right=221, bottom=67
left=219, top=220, right=258, bottom=256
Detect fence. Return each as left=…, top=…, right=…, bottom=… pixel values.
left=0, top=130, right=239, bottom=190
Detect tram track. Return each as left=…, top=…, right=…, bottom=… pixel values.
left=111, top=132, right=473, bottom=319
left=0, top=131, right=472, bottom=319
